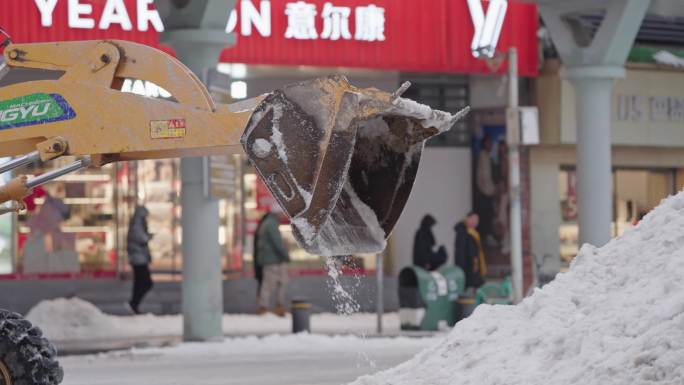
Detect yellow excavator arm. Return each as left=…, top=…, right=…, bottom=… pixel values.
left=0, top=40, right=256, bottom=162
left=0, top=40, right=468, bottom=256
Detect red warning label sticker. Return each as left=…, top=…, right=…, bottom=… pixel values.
left=150, top=119, right=186, bottom=139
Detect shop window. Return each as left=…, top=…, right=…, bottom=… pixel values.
left=17, top=157, right=116, bottom=274
left=218, top=155, right=246, bottom=273
left=119, top=156, right=245, bottom=279
left=127, top=159, right=182, bottom=277
left=559, top=167, right=674, bottom=262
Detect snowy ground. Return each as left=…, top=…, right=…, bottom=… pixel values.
left=26, top=298, right=408, bottom=353
left=29, top=298, right=440, bottom=384
left=59, top=334, right=439, bottom=385
left=23, top=298, right=440, bottom=384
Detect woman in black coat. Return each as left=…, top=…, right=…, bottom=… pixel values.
left=412, top=215, right=447, bottom=271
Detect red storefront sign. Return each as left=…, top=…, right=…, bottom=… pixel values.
left=3, top=1, right=537, bottom=76
left=220, top=0, right=538, bottom=76
left=0, top=0, right=172, bottom=54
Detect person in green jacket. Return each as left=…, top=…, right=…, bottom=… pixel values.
left=256, top=208, right=290, bottom=316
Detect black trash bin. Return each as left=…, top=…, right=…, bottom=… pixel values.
left=291, top=299, right=311, bottom=333
left=398, top=267, right=426, bottom=330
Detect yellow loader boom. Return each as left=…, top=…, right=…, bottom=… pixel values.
left=0, top=40, right=254, bottom=162
left=0, top=40, right=467, bottom=256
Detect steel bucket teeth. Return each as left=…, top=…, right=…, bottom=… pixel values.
left=242, top=75, right=468, bottom=256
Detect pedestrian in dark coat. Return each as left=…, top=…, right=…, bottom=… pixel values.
left=454, top=212, right=487, bottom=289
left=256, top=210, right=290, bottom=316
left=253, top=212, right=269, bottom=296
left=412, top=214, right=447, bottom=271
left=127, top=206, right=153, bottom=314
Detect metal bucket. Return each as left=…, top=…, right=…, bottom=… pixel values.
left=242, top=75, right=468, bottom=256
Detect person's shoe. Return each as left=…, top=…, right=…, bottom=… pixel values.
left=256, top=306, right=268, bottom=315
left=273, top=304, right=288, bottom=317
left=124, top=301, right=138, bottom=315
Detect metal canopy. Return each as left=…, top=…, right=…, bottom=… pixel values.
left=569, top=12, right=684, bottom=47
left=535, top=0, right=684, bottom=48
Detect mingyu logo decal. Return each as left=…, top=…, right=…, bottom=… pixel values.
left=0, top=93, right=76, bottom=129
left=1, top=103, right=49, bottom=122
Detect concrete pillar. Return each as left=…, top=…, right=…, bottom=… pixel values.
left=567, top=73, right=616, bottom=246
left=169, top=42, right=227, bottom=342
left=159, top=0, right=237, bottom=341
left=539, top=0, right=649, bottom=247
left=180, top=157, right=222, bottom=341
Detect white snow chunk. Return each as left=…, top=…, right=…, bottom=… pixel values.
left=292, top=217, right=317, bottom=245
left=390, top=98, right=469, bottom=133
left=270, top=104, right=288, bottom=164
left=252, top=138, right=273, bottom=158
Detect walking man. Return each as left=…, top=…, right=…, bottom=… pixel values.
left=253, top=212, right=269, bottom=296
left=127, top=206, right=154, bottom=314
left=256, top=206, right=290, bottom=316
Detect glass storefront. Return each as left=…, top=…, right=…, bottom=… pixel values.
left=7, top=155, right=243, bottom=277
left=559, top=167, right=678, bottom=262
left=9, top=159, right=683, bottom=277
left=128, top=159, right=182, bottom=276
left=6, top=150, right=364, bottom=278
left=17, top=157, right=117, bottom=274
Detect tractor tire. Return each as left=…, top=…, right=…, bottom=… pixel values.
left=0, top=309, right=63, bottom=385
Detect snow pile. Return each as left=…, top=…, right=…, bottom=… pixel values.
left=26, top=297, right=117, bottom=340
left=26, top=297, right=402, bottom=342
left=26, top=297, right=180, bottom=341
left=353, top=191, right=684, bottom=385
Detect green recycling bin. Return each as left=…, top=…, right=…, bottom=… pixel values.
left=398, top=265, right=465, bottom=330
left=476, top=277, right=513, bottom=305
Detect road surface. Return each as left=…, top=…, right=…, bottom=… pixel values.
left=60, top=334, right=437, bottom=385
